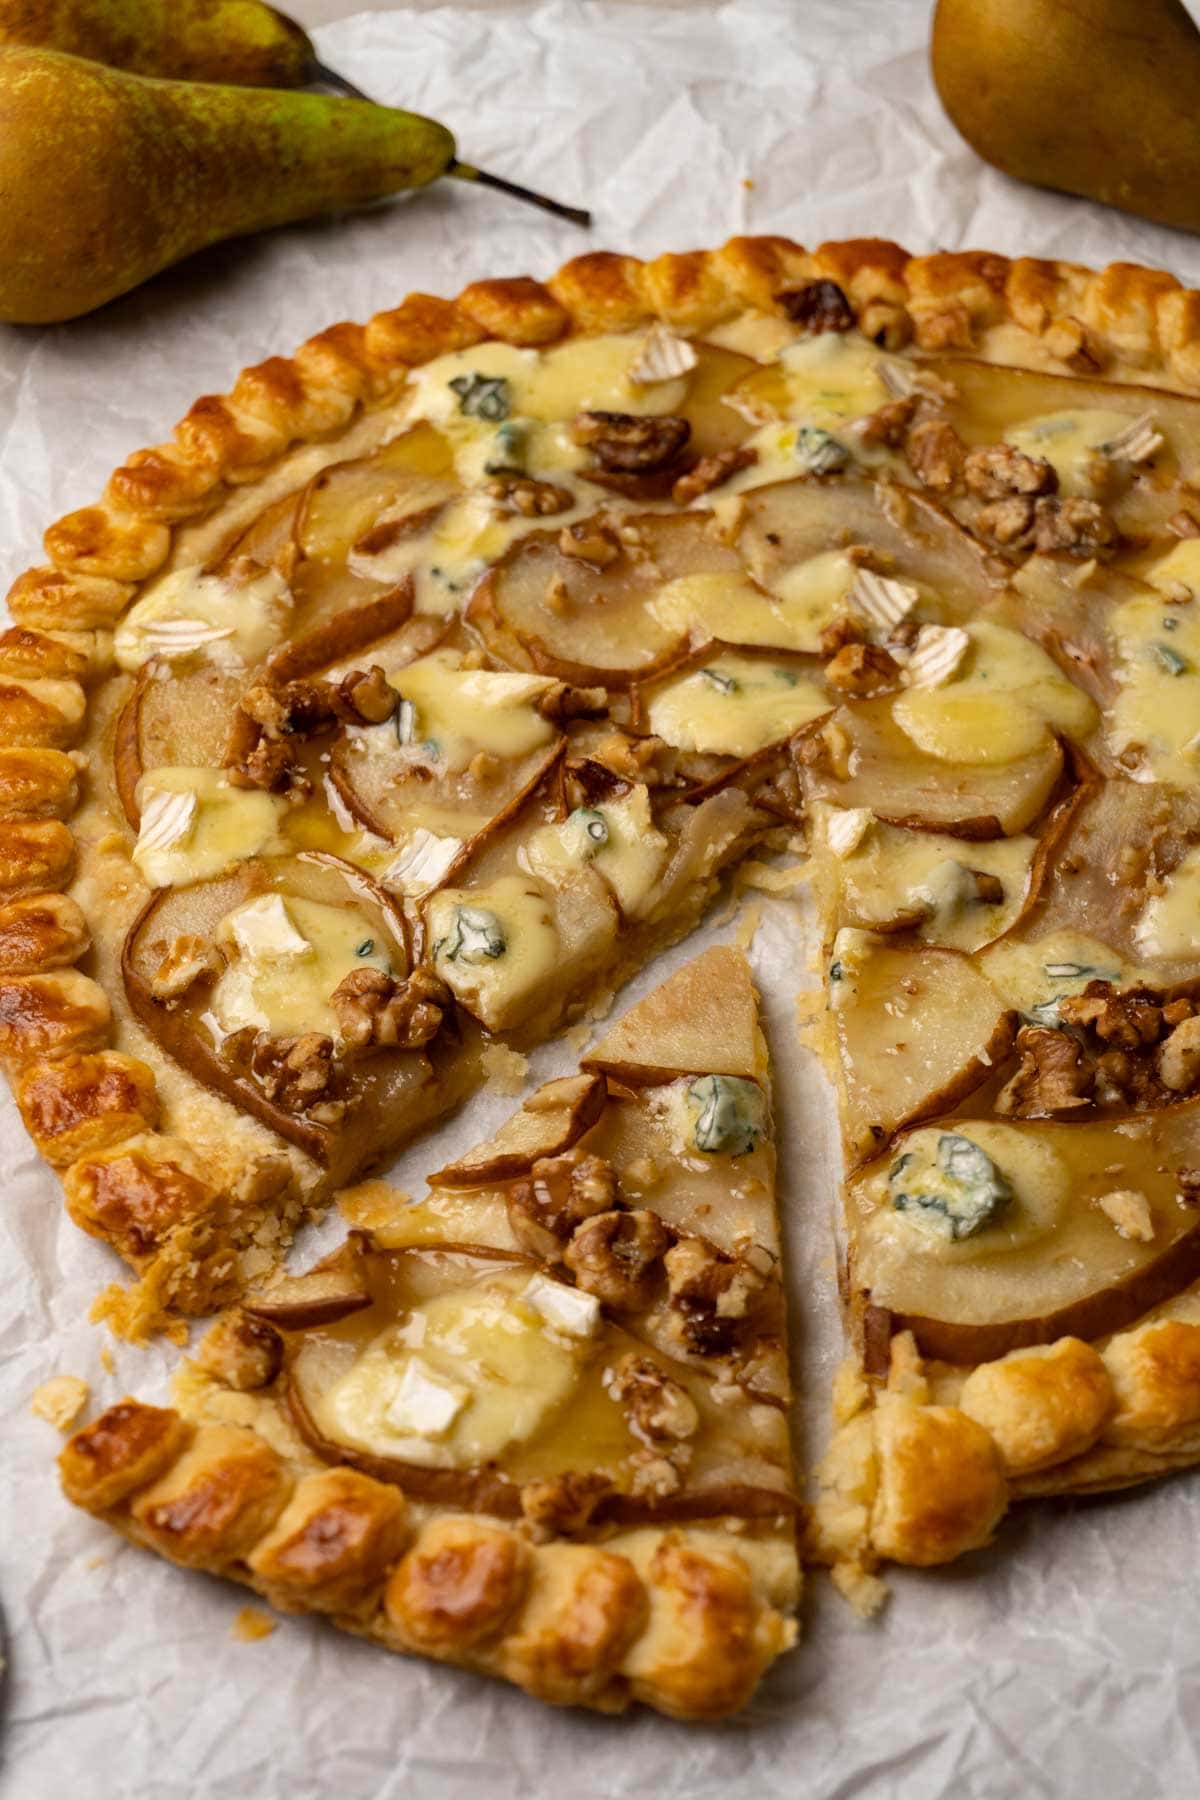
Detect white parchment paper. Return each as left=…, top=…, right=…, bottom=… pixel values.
left=6, top=4, right=1200, bottom=1794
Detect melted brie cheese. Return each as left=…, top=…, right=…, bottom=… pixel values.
left=647, top=654, right=830, bottom=756
left=521, top=785, right=669, bottom=918
left=317, top=1279, right=587, bottom=1469
left=348, top=649, right=557, bottom=777
left=837, top=824, right=1036, bottom=951
left=1005, top=409, right=1146, bottom=495
left=979, top=930, right=1144, bottom=1020
left=1136, top=846, right=1200, bottom=960
left=132, top=768, right=287, bottom=888
left=893, top=619, right=1095, bottom=764
left=115, top=565, right=292, bottom=673
left=427, top=875, right=561, bottom=1030
left=1107, top=590, right=1200, bottom=786
left=209, top=893, right=394, bottom=1039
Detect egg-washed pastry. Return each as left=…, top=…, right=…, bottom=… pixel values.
left=12, top=234, right=1200, bottom=1713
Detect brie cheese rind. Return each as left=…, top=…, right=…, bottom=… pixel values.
left=14, top=235, right=1200, bottom=1715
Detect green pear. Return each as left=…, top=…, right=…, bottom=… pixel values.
left=932, top=0, right=1200, bottom=234
left=0, top=0, right=314, bottom=87
left=0, top=46, right=459, bottom=323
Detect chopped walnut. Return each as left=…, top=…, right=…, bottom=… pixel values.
left=823, top=642, right=900, bottom=696
left=520, top=1470, right=612, bottom=1539
left=571, top=410, right=691, bottom=474
left=628, top=1451, right=686, bottom=1499
left=1033, top=496, right=1120, bottom=558
left=329, top=967, right=450, bottom=1052
left=225, top=1030, right=342, bottom=1120
left=194, top=1309, right=283, bottom=1390
left=150, top=934, right=225, bottom=1002
left=819, top=615, right=867, bottom=657
left=485, top=476, right=573, bottom=517
left=558, top=520, right=621, bottom=564
left=535, top=682, right=608, bottom=725
left=506, top=1151, right=620, bottom=1260
left=995, top=1026, right=1093, bottom=1117
left=337, top=665, right=399, bottom=725
left=1157, top=1014, right=1200, bottom=1093
left=563, top=1208, right=672, bottom=1309
left=855, top=396, right=918, bottom=450
left=228, top=733, right=307, bottom=795
left=963, top=444, right=1058, bottom=501
left=671, top=447, right=757, bottom=505
left=777, top=279, right=855, bottom=333
left=1058, top=983, right=1163, bottom=1049
left=662, top=1236, right=766, bottom=1356
left=606, top=1352, right=699, bottom=1444
left=588, top=731, right=676, bottom=788
left=974, top=495, right=1038, bottom=550
left=904, top=418, right=966, bottom=493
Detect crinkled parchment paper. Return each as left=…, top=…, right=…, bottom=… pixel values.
left=6, top=4, right=1200, bottom=1794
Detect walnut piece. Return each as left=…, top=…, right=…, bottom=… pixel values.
left=606, top=1352, right=699, bottom=1444
left=672, top=447, right=757, bottom=505
left=571, top=410, right=691, bottom=474
left=974, top=495, right=1037, bottom=549
left=823, top=642, right=900, bottom=696
left=855, top=395, right=918, bottom=450
left=485, top=476, right=573, bottom=517
left=1033, top=496, right=1120, bottom=558
left=777, top=279, right=855, bottom=333
left=904, top=418, right=965, bottom=493
left=329, top=967, right=450, bottom=1052
left=150, top=933, right=225, bottom=1003
left=228, top=733, right=307, bottom=795
left=995, top=1025, right=1093, bottom=1117
left=563, top=1208, right=672, bottom=1309
left=535, top=682, right=608, bottom=725
left=963, top=443, right=1058, bottom=501
left=225, top=1030, right=343, bottom=1122
left=662, top=1237, right=766, bottom=1356
left=506, top=1151, right=620, bottom=1261
left=558, top=520, right=622, bottom=565
left=1058, top=983, right=1164, bottom=1049
left=1157, top=1014, right=1200, bottom=1092
left=1096, top=1188, right=1155, bottom=1243
left=520, top=1470, right=612, bottom=1539
left=194, top=1309, right=283, bottom=1390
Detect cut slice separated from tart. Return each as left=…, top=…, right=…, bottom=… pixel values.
left=58, top=947, right=800, bottom=1720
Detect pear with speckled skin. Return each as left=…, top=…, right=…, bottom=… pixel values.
left=932, top=0, right=1200, bottom=234
left=0, top=0, right=315, bottom=86
left=0, top=47, right=457, bottom=324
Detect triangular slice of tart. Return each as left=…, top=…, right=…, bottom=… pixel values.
left=59, top=947, right=800, bottom=1719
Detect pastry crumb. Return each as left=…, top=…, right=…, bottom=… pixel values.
left=733, top=901, right=762, bottom=952
left=338, top=1179, right=412, bottom=1230
left=736, top=858, right=809, bottom=894
left=232, top=1606, right=276, bottom=1642
left=30, top=1374, right=89, bottom=1431
left=831, top=1560, right=889, bottom=1618
left=481, top=1042, right=529, bottom=1095
left=563, top=1019, right=592, bottom=1054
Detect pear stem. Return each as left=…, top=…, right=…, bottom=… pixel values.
left=449, top=162, right=592, bottom=228
left=307, top=60, right=372, bottom=101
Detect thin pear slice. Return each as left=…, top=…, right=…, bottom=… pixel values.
left=584, top=945, right=762, bottom=1084
left=122, top=854, right=445, bottom=1173
left=830, top=935, right=1017, bottom=1161
left=800, top=698, right=1066, bottom=838
left=284, top=1241, right=793, bottom=1522
left=737, top=476, right=1004, bottom=645
left=114, top=663, right=246, bottom=826
left=852, top=1106, right=1200, bottom=1367
left=428, top=1072, right=606, bottom=1186
left=468, top=512, right=734, bottom=687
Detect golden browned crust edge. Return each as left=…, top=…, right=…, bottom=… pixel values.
left=59, top=1397, right=798, bottom=1720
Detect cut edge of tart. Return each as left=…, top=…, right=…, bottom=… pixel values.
left=58, top=947, right=802, bottom=1721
